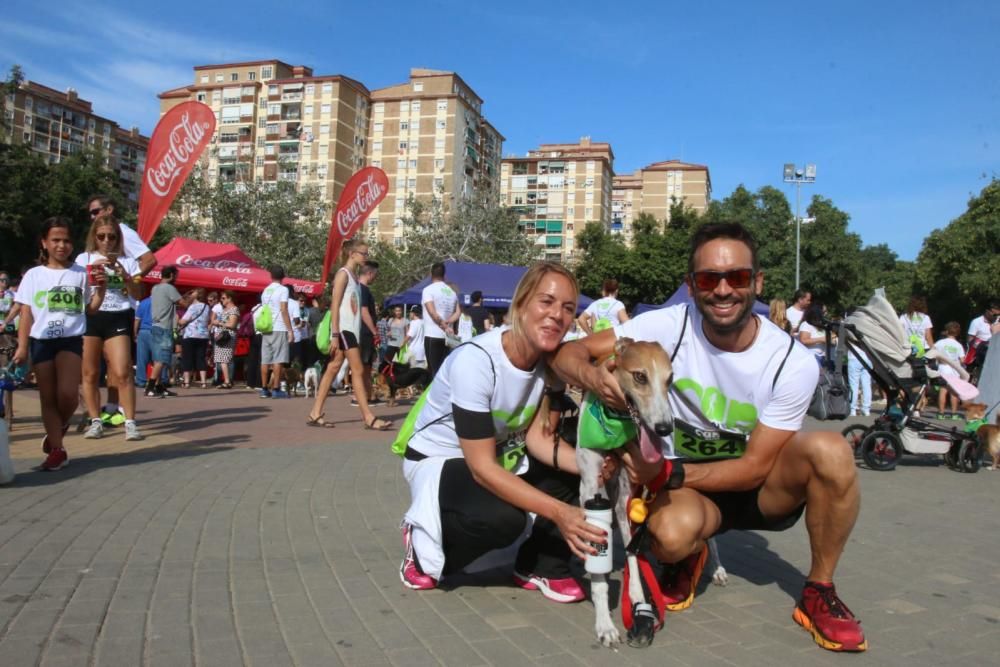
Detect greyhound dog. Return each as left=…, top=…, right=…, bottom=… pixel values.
left=575, top=337, right=726, bottom=649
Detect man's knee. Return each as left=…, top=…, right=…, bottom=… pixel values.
left=648, top=500, right=712, bottom=563
left=801, top=431, right=857, bottom=486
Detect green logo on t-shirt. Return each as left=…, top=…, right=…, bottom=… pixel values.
left=673, top=378, right=758, bottom=433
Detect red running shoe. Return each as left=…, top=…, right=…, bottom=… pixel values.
left=40, top=448, right=68, bottom=472
left=793, top=581, right=868, bottom=652
left=513, top=571, right=585, bottom=603
left=399, top=523, right=437, bottom=591
left=662, top=545, right=708, bottom=611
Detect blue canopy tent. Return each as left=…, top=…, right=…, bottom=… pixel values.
left=384, top=261, right=593, bottom=313
left=632, top=284, right=770, bottom=317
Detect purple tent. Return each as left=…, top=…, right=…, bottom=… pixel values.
left=632, top=284, right=769, bottom=317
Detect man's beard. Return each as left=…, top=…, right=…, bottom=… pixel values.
left=694, top=289, right=756, bottom=335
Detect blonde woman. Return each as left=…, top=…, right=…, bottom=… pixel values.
left=75, top=214, right=143, bottom=441
left=308, top=239, right=391, bottom=430
left=769, top=298, right=791, bottom=334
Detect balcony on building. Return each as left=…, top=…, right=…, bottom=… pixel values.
left=278, top=122, right=301, bottom=141
left=278, top=169, right=298, bottom=182
left=281, top=105, right=301, bottom=121
left=281, top=84, right=304, bottom=103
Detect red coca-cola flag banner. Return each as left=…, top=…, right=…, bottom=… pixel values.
left=137, top=101, right=216, bottom=243
left=321, top=166, right=389, bottom=284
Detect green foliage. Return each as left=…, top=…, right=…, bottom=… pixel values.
left=0, top=143, right=126, bottom=276
left=915, top=179, right=1000, bottom=324
left=368, top=192, right=537, bottom=304
left=159, top=169, right=330, bottom=281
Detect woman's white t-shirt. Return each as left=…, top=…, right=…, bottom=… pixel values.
left=615, top=305, right=818, bottom=458
left=900, top=312, right=933, bottom=351
left=933, top=338, right=965, bottom=378
left=584, top=297, right=626, bottom=330
left=15, top=265, right=92, bottom=339
left=336, top=268, right=361, bottom=337
left=181, top=301, right=211, bottom=339
left=74, top=252, right=140, bottom=312
left=407, top=328, right=546, bottom=467
left=406, top=318, right=426, bottom=362
left=798, top=321, right=826, bottom=357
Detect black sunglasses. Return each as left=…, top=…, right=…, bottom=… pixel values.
left=89, top=208, right=104, bottom=217
left=689, top=268, right=755, bottom=291
left=96, top=233, right=118, bottom=241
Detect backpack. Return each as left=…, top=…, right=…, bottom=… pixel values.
left=254, top=289, right=275, bottom=334
left=315, top=311, right=332, bottom=355
left=807, top=324, right=850, bottom=420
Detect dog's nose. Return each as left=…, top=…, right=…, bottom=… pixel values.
left=654, top=422, right=673, bottom=436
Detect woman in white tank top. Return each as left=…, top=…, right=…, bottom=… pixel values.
left=308, top=239, right=392, bottom=430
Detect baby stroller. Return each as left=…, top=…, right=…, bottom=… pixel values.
left=838, top=294, right=982, bottom=472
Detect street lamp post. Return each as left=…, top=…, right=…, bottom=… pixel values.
left=782, top=163, right=816, bottom=290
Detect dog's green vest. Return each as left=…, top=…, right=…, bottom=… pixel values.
left=578, top=392, right=637, bottom=451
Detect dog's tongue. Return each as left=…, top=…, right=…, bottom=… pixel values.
left=638, top=424, right=664, bottom=464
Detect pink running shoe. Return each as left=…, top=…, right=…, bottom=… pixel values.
left=513, top=571, right=585, bottom=603
left=399, top=523, right=437, bottom=590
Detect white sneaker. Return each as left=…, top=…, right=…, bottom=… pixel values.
left=83, top=419, right=104, bottom=439
left=912, top=410, right=920, bottom=418
left=124, top=420, right=144, bottom=441
left=861, top=410, right=870, bottom=417
left=849, top=410, right=858, bottom=417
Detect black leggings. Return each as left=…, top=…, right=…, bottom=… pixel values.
left=181, top=337, right=209, bottom=372
left=438, top=455, right=579, bottom=578
left=424, top=337, right=449, bottom=379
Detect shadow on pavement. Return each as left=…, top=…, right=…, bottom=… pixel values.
left=713, top=530, right=804, bottom=599
left=8, top=435, right=245, bottom=487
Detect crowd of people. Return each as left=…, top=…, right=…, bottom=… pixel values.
left=4, top=199, right=999, bottom=654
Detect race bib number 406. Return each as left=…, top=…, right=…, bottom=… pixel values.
left=674, top=419, right=747, bottom=460
left=45, top=286, right=84, bottom=314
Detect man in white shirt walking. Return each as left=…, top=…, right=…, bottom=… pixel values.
left=421, top=262, right=460, bottom=379
left=785, top=289, right=811, bottom=334
left=259, top=266, right=293, bottom=398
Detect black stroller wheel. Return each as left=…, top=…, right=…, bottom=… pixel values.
left=841, top=424, right=868, bottom=458
left=957, top=440, right=982, bottom=473
left=944, top=442, right=961, bottom=470
left=861, top=430, right=902, bottom=471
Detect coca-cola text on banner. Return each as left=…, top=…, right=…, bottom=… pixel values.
left=321, top=167, right=389, bottom=284
left=137, top=102, right=216, bottom=243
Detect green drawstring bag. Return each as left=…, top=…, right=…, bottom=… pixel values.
left=577, top=392, right=636, bottom=451
left=254, top=304, right=273, bottom=334
left=391, top=386, right=432, bottom=457
left=316, top=311, right=332, bottom=355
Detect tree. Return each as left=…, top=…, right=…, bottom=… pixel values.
left=368, top=191, right=538, bottom=303
left=915, top=179, right=1000, bottom=325
left=573, top=221, right=630, bottom=302
left=159, top=168, right=330, bottom=280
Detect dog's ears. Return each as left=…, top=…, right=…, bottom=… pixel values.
left=615, top=336, right=634, bottom=358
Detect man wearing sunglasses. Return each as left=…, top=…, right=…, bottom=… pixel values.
left=552, top=223, right=865, bottom=652
left=86, top=196, right=156, bottom=277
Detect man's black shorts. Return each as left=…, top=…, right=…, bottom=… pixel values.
left=359, top=331, right=376, bottom=366
left=703, top=486, right=806, bottom=534
left=85, top=309, right=134, bottom=340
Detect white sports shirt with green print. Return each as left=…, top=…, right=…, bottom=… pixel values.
left=406, top=328, right=544, bottom=470
left=584, top=296, right=626, bottom=331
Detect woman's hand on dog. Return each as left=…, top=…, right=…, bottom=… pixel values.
left=554, top=503, right=608, bottom=560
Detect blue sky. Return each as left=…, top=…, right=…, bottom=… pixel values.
left=4, top=0, right=998, bottom=260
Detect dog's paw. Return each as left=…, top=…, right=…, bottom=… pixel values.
left=625, top=603, right=657, bottom=648
left=594, top=618, right=620, bottom=648
left=711, top=565, right=729, bottom=586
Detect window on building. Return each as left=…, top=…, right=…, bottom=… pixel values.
left=213, top=90, right=222, bottom=101
left=433, top=177, right=443, bottom=189
left=305, top=84, right=315, bottom=95
left=412, top=101, right=421, bottom=112
left=585, top=207, right=593, bottom=217
left=436, top=119, right=446, bottom=129
left=196, top=93, right=206, bottom=102
left=320, top=124, right=329, bottom=134
left=259, top=98, right=266, bottom=109
left=435, top=138, right=445, bottom=149
left=257, top=137, right=265, bottom=147
left=434, top=158, right=444, bottom=169
left=436, top=99, right=448, bottom=111
left=266, top=145, right=275, bottom=156
left=322, top=83, right=333, bottom=93
left=261, top=66, right=273, bottom=80
left=256, top=156, right=264, bottom=166
left=268, top=85, right=278, bottom=96
left=248, top=72, right=256, bottom=81
left=399, top=141, right=408, bottom=151
left=413, top=82, right=424, bottom=92
left=399, top=121, right=408, bottom=131
left=400, top=101, right=409, bottom=112
left=374, top=102, right=384, bottom=113
left=268, top=104, right=280, bottom=116
left=374, top=122, right=383, bottom=132
left=397, top=159, right=406, bottom=168
left=372, top=159, right=381, bottom=167
left=373, top=141, right=382, bottom=152
left=304, top=104, right=313, bottom=115
left=231, top=73, right=239, bottom=81
left=408, top=177, right=416, bottom=188
left=321, top=103, right=331, bottom=114
left=200, top=75, right=209, bottom=84
left=266, top=124, right=278, bottom=134
left=409, top=159, right=417, bottom=168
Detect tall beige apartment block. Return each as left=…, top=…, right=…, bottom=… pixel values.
left=159, top=60, right=370, bottom=204
left=367, top=69, right=503, bottom=245
left=159, top=63, right=502, bottom=243
left=611, top=159, right=711, bottom=242
left=500, top=137, right=614, bottom=261
left=2, top=81, right=149, bottom=204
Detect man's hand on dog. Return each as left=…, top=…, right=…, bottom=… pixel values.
left=620, top=441, right=666, bottom=486
left=588, top=357, right=627, bottom=410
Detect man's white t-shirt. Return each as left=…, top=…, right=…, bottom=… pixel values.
left=798, top=321, right=826, bottom=357
left=119, top=223, right=151, bottom=263
left=407, top=318, right=426, bottom=362
left=260, top=283, right=289, bottom=333
left=615, top=305, right=818, bottom=459
left=968, top=315, right=992, bottom=343
left=933, top=338, right=965, bottom=378
left=421, top=281, right=458, bottom=339
left=407, top=329, right=545, bottom=466
left=288, top=299, right=303, bottom=342
left=786, top=305, right=805, bottom=332
left=900, top=312, right=933, bottom=349
left=74, top=252, right=140, bottom=312
left=15, top=265, right=92, bottom=339
left=584, top=297, right=626, bottom=330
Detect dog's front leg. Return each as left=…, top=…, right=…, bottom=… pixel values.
left=615, top=468, right=656, bottom=648
left=577, top=447, right=619, bottom=647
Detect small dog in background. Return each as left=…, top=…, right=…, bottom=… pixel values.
left=976, top=413, right=1000, bottom=470
left=303, top=365, right=320, bottom=398
left=964, top=402, right=987, bottom=421
left=283, top=365, right=303, bottom=397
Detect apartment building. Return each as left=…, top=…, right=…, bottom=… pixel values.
left=159, top=60, right=370, bottom=203
left=367, top=68, right=503, bottom=245
left=2, top=81, right=149, bottom=204
left=611, top=159, right=711, bottom=242
left=500, top=137, right=614, bottom=261
left=159, top=63, right=502, bottom=242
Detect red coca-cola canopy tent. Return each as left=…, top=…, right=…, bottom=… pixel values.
left=143, top=238, right=323, bottom=296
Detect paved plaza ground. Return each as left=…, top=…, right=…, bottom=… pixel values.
left=1, top=386, right=999, bottom=666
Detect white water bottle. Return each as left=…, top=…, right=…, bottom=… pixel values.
left=583, top=494, right=613, bottom=574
